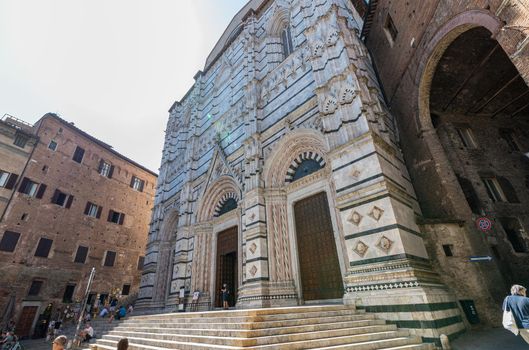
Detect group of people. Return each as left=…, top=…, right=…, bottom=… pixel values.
left=51, top=335, right=128, bottom=350
left=0, top=331, right=20, bottom=350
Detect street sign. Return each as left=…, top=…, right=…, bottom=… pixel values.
left=476, top=217, right=492, bottom=232
left=469, top=256, right=492, bottom=262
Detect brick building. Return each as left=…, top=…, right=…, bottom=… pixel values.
left=356, top=0, right=529, bottom=325
left=0, top=113, right=157, bottom=338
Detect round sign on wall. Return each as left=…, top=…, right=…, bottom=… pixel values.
left=476, top=217, right=493, bottom=232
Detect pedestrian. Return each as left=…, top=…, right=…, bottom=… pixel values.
left=503, top=284, right=529, bottom=344
left=117, top=338, right=128, bottom=350
left=52, top=335, right=67, bottom=350
left=79, top=322, right=94, bottom=343
left=127, top=304, right=133, bottom=315
left=221, top=283, right=229, bottom=310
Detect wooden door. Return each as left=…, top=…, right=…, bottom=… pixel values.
left=16, top=306, right=38, bottom=338
left=215, top=227, right=238, bottom=307
left=294, top=192, right=343, bottom=300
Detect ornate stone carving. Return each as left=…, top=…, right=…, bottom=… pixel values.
left=326, top=28, right=340, bottom=46
left=322, top=96, right=338, bottom=115
left=348, top=211, right=363, bottom=226
left=376, top=235, right=393, bottom=254
left=312, top=41, right=325, bottom=57
left=249, top=242, right=257, bottom=254
left=368, top=206, right=384, bottom=221
left=353, top=240, right=369, bottom=257
left=249, top=265, right=258, bottom=277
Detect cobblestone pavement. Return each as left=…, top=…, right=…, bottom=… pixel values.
left=452, top=327, right=528, bottom=349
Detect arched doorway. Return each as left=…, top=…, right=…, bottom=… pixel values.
left=428, top=26, right=529, bottom=287
left=289, top=156, right=342, bottom=301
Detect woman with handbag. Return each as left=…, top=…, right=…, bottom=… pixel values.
left=503, top=284, right=529, bottom=344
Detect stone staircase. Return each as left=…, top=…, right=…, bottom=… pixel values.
left=90, top=305, right=435, bottom=350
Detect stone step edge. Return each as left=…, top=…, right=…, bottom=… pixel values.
left=100, top=330, right=408, bottom=347
left=316, top=339, right=429, bottom=350
left=104, top=324, right=396, bottom=341
left=122, top=312, right=372, bottom=325
left=111, top=319, right=386, bottom=334
left=128, top=305, right=351, bottom=320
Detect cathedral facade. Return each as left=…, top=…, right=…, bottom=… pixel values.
left=137, top=0, right=529, bottom=343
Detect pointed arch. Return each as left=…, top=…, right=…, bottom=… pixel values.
left=262, top=128, right=329, bottom=188
left=286, top=152, right=326, bottom=183
left=196, top=175, right=240, bottom=222
left=214, top=192, right=239, bottom=217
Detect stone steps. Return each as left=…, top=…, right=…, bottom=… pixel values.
left=90, top=305, right=435, bottom=350
left=114, top=319, right=387, bottom=337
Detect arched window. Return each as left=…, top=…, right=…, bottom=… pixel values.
left=281, top=25, right=293, bottom=59
left=214, top=193, right=238, bottom=217
left=216, top=198, right=237, bottom=216
left=286, top=152, right=326, bottom=183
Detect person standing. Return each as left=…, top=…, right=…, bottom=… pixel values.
left=221, top=284, right=230, bottom=310
left=503, top=284, right=529, bottom=344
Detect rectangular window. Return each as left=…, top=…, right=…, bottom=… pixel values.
left=13, top=133, right=28, bottom=148
left=84, top=202, right=102, bottom=218
left=122, top=284, right=131, bottom=296
left=107, top=210, right=125, bottom=225
left=137, top=256, right=145, bottom=270
left=442, top=244, right=454, bottom=257
left=28, top=280, right=43, bottom=296
left=482, top=177, right=507, bottom=202
left=72, top=146, right=85, bottom=163
left=499, top=217, right=528, bottom=253
left=0, top=231, right=21, bottom=252
left=74, top=246, right=89, bottom=263
left=62, top=284, right=76, bottom=303
left=1, top=172, right=18, bottom=190
left=130, top=176, right=145, bottom=192
left=48, top=140, right=58, bottom=151
left=35, top=238, right=53, bottom=258
left=19, top=178, right=39, bottom=197
left=51, top=189, right=74, bottom=208
left=104, top=251, right=116, bottom=267
left=383, top=14, right=398, bottom=45
left=456, top=127, right=478, bottom=148
left=98, top=160, right=113, bottom=178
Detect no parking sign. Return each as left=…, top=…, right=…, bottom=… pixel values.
left=476, top=217, right=492, bottom=232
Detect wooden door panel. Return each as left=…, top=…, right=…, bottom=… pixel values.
left=17, top=306, right=38, bottom=338
left=294, top=192, right=343, bottom=300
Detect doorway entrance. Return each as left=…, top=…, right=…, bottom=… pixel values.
left=294, top=192, right=343, bottom=301
left=16, top=306, right=38, bottom=338
left=215, top=226, right=238, bottom=307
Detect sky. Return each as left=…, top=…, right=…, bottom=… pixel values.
left=0, top=0, right=248, bottom=173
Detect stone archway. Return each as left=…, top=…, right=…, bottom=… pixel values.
left=192, top=176, right=241, bottom=308
left=412, top=10, right=529, bottom=322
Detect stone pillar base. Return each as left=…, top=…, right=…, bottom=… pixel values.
left=236, top=281, right=299, bottom=309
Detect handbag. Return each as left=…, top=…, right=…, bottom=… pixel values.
left=502, top=308, right=519, bottom=335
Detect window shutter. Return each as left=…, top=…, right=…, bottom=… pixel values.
left=108, top=165, right=114, bottom=179
left=5, top=173, right=18, bottom=190
left=130, top=176, right=135, bottom=187
left=36, top=184, right=47, bottom=199
left=497, top=177, right=520, bottom=203
left=18, top=177, right=29, bottom=193
left=118, top=213, right=125, bottom=225
left=107, top=210, right=114, bottom=222
left=84, top=202, right=91, bottom=215
left=139, top=180, right=144, bottom=192
left=98, top=159, right=104, bottom=173
left=96, top=206, right=102, bottom=219
left=65, top=195, right=74, bottom=209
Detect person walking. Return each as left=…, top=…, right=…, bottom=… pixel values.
left=503, top=284, right=529, bottom=344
